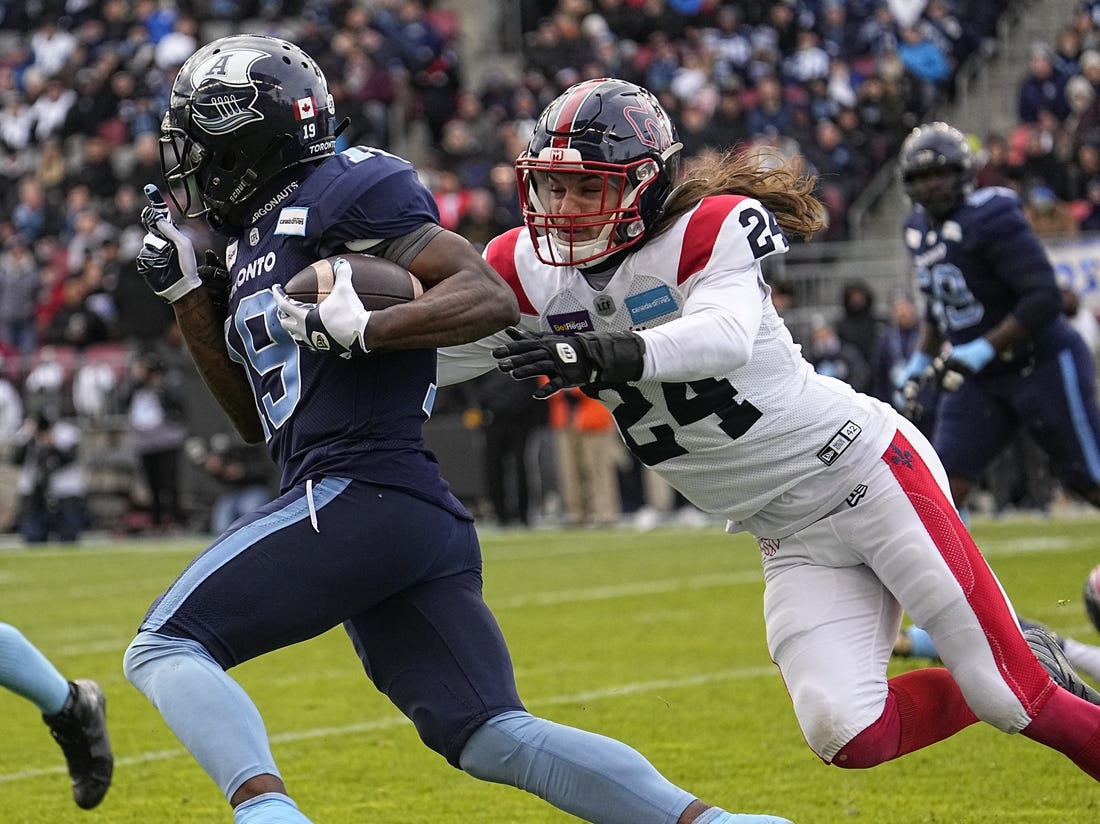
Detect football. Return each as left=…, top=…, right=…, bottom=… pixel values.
left=284, top=253, right=423, bottom=309
left=1086, top=564, right=1100, bottom=634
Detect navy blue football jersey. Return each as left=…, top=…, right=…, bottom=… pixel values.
left=222, top=146, right=469, bottom=518
left=902, top=186, right=1071, bottom=374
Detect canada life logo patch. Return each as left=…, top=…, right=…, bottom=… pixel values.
left=626, top=284, right=676, bottom=326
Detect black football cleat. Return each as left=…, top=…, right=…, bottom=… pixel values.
left=42, top=679, right=114, bottom=809
left=1024, top=626, right=1100, bottom=706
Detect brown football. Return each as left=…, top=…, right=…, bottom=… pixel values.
left=284, top=253, right=423, bottom=309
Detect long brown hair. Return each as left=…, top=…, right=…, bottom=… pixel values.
left=651, top=148, right=827, bottom=241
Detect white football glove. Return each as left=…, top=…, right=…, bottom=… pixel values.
left=136, top=184, right=201, bottom=303
left=272, top=257, right=372, bottom=358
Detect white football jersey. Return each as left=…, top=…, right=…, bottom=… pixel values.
left=438, top=194, right=899, bottom=537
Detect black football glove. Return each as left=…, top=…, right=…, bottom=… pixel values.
left=197, top=249, right=231, bottom=320
left=493, top=327, right=645, bottom=400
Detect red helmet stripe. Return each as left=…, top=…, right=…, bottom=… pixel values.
left=549, top=78, right=611, bottom=149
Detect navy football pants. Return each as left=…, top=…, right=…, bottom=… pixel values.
left=137, top=477, right=524, bottom=764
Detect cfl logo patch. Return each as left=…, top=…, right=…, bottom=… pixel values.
left=310, top=331, right=331, bottom=351
left=555, top=342, right=578, bottom=363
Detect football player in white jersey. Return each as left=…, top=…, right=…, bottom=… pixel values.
left=432, top=78, right=1100, bottom=783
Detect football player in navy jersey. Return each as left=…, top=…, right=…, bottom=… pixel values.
left=896, top=121, right=1100, bottom=512
left=124, top=35, right=788, bottom=824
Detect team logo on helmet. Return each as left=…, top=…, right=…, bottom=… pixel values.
left=187, top=48, right=267, bottom=135
left=623, top=105, right=672, bottom=151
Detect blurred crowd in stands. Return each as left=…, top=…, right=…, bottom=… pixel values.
left=0, top=0, right=1096, bottom=533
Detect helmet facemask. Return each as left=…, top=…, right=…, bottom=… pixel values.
left=518, top=146, right=678, bottom=268
left=518, top=77, right=682, bottom=268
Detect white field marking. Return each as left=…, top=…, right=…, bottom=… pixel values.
left=38, top=573, right=763, bottom=658
left=494, top=571, right=761, bottom=608
left=0, top=665, right=777, bottom=784
left=976, top=535, right=1076, bottom=557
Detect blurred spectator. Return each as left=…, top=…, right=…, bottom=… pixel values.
left=896, top=25, right=952, bottom=111
left=1052, top=23, right=1085, bottom=81
left=546, top=385, right=623, bottom=527
left=835, top=279, right=885, bottom=367
left=41, top=273, right=111, bottom=348
left=29, top=77, right=76, bottom=144
left=1023, top=184, right=1079, bottom=237
left=808, top=314, right=872, bottom=394
left=456, top=187, right=510, bottom=252
left=29, top=21, right=77, bottom=78
left=1078, top=178, right=1100, bottom=231
left=746, top=75, right=793, bottom=135
left=0, top=235, right=41, bottom=354
left=1064, top=140, right=1100, bottom=202
left=0, top=92, right=35, bottom=153
left=12, top=410, right=86, bottom=544
left=975, top=132, right=1014, bottom=189
left=124, top=352, right=186, bottom=532
left=12, top=178, right=54, bottom=243
left=186, top=432, right=274, bottom=536
left=1019, top=42, right=1070, bottom=123
left=466, top=369, right=546, bottom=528
left=871, top=288, right=936, bottom=435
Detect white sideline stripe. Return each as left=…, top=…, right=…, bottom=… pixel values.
left=0, top=666, right=776, bottom=784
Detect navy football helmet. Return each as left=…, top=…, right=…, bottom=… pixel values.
left=517, top=78, right=683, bottom=268
left=898, top=122, right=975, bottom=220
left=160, top=34, right=340, bottom=231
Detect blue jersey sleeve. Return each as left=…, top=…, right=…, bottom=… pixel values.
left=966, top=193, right=1062, bottom=334
left=306, top=148, right=441, bottom=256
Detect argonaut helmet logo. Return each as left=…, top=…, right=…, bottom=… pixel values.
left=187, top=48, right=267, bottom=135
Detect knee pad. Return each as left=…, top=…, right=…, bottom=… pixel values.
left=791, top=682, right=880, bottom=764
left=123, top=631, right=216, bottom=690
left=459, top=710, right=536, bottom=784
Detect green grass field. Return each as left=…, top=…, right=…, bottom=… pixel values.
left=2, top=515, right=1100, bottom=823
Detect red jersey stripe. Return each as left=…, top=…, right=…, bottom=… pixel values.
left=485, top=227, right=538, bottom=317
left=676, top=194, right=747, bottom=285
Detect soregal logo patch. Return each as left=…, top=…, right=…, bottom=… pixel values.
left=547, top=310, right=592, bottom=335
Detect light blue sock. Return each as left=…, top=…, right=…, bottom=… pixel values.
left=906, top=626, right=940, bottom=660
left=0, top=623, right=71, bottom=714
left=234, top=792, right=312, bottom=823
left=123, top=631, right=281, bottom=800
left=461, top=710, right=792, bottom=824
left=694, top=809, right=794, bottom=824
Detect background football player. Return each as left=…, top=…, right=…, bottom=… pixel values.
left=895, top=121, right=1100, bottom=512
